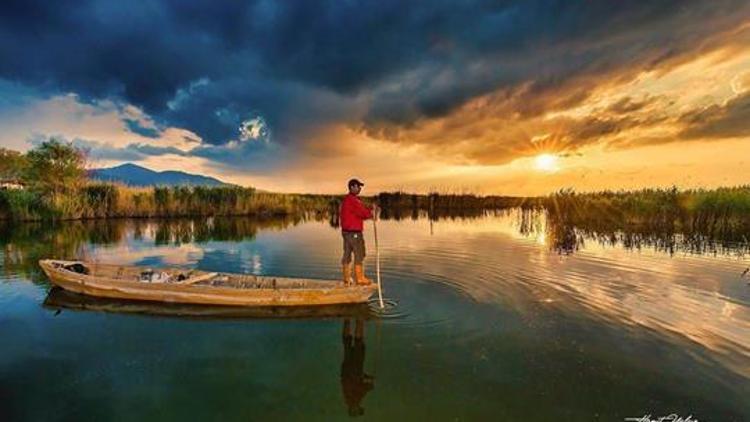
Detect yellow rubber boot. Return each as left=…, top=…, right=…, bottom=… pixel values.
left=354, top=264, right=372, bottom=285
left=342, top=263, right=352, bottom=285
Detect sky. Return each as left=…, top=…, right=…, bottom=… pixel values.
left=1, top=0, right=749, bottom=195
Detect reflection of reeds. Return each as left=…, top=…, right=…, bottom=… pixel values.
left=0, top=219, right=128, bottom=283
left=0, top=216, right=311, bottom=283
left=517, top=207, right=750, bottom=257
left=373, top=187, right=750, bottom=256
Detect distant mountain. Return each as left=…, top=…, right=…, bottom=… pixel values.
left=89, top=163, right=230, bottom=187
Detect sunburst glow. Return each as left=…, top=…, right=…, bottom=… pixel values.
left=534, top=153, right=559, bottom=172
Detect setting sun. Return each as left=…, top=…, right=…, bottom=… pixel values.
left=534, top=153, right=559, bottom=172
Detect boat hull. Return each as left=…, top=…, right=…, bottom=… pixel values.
left=44, top=287, right=373, bottom=319
left=39, top=260, right=378, bottom=307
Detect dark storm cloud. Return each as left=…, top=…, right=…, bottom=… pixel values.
left=679, top=92, right=750, bottom=139
left=1, top=0, right=749, bottom=155
left=606, top=96, right=659, bottom=115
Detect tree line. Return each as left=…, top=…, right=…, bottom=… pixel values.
left=0, top=139, right=335, bottom=220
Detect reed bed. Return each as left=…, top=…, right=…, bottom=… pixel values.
left=541, top=186, right=750, bottom=235
left=0, top=183, right=336, bottom=221
left=3, top=182, right=750, bottom=234
left=376, top=191, right=524, bottom=214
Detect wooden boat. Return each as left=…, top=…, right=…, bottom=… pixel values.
left=43, top=287, right=373, bottom=319
left=39, top=259, right=377, bottom=307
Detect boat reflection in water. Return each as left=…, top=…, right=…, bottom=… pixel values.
left=43, top=287, right=373, bottom=320
left=340, top=318, right=375, bottom=417
left=44, top=287, right=379, bottom=417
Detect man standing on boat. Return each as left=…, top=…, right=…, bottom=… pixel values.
left=340, top=178, right=377, bottom=285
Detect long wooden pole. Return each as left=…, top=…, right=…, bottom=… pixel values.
left=373, top=217, right=384, bottom=308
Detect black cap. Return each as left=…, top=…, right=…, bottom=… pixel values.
left=347, top=178, right=365, bottom=188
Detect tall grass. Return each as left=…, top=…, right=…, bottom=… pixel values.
left=4, top=182, right=750, bottom=232
left=0, top=183, right=336, bottom=221
left=377, top=191, right=524, bottom=210
left=0, top=189, right=45, bottom=220
left=541, top=186, right=750, bottom=235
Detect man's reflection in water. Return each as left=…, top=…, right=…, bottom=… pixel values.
left=341, top=319, right=374, bottom=417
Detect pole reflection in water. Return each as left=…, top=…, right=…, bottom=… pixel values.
left=340, top=319, right=374, bottom=417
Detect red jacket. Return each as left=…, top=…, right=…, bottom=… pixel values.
left=340, top=194, right=373, bottom=231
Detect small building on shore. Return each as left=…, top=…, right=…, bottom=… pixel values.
left=0, top=179, right=25, bottom=190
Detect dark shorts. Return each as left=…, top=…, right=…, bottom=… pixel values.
left=342, top=231, right=366, bottom=265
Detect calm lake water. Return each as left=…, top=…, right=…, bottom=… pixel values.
left=1, top=211, right=749, bottom=421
